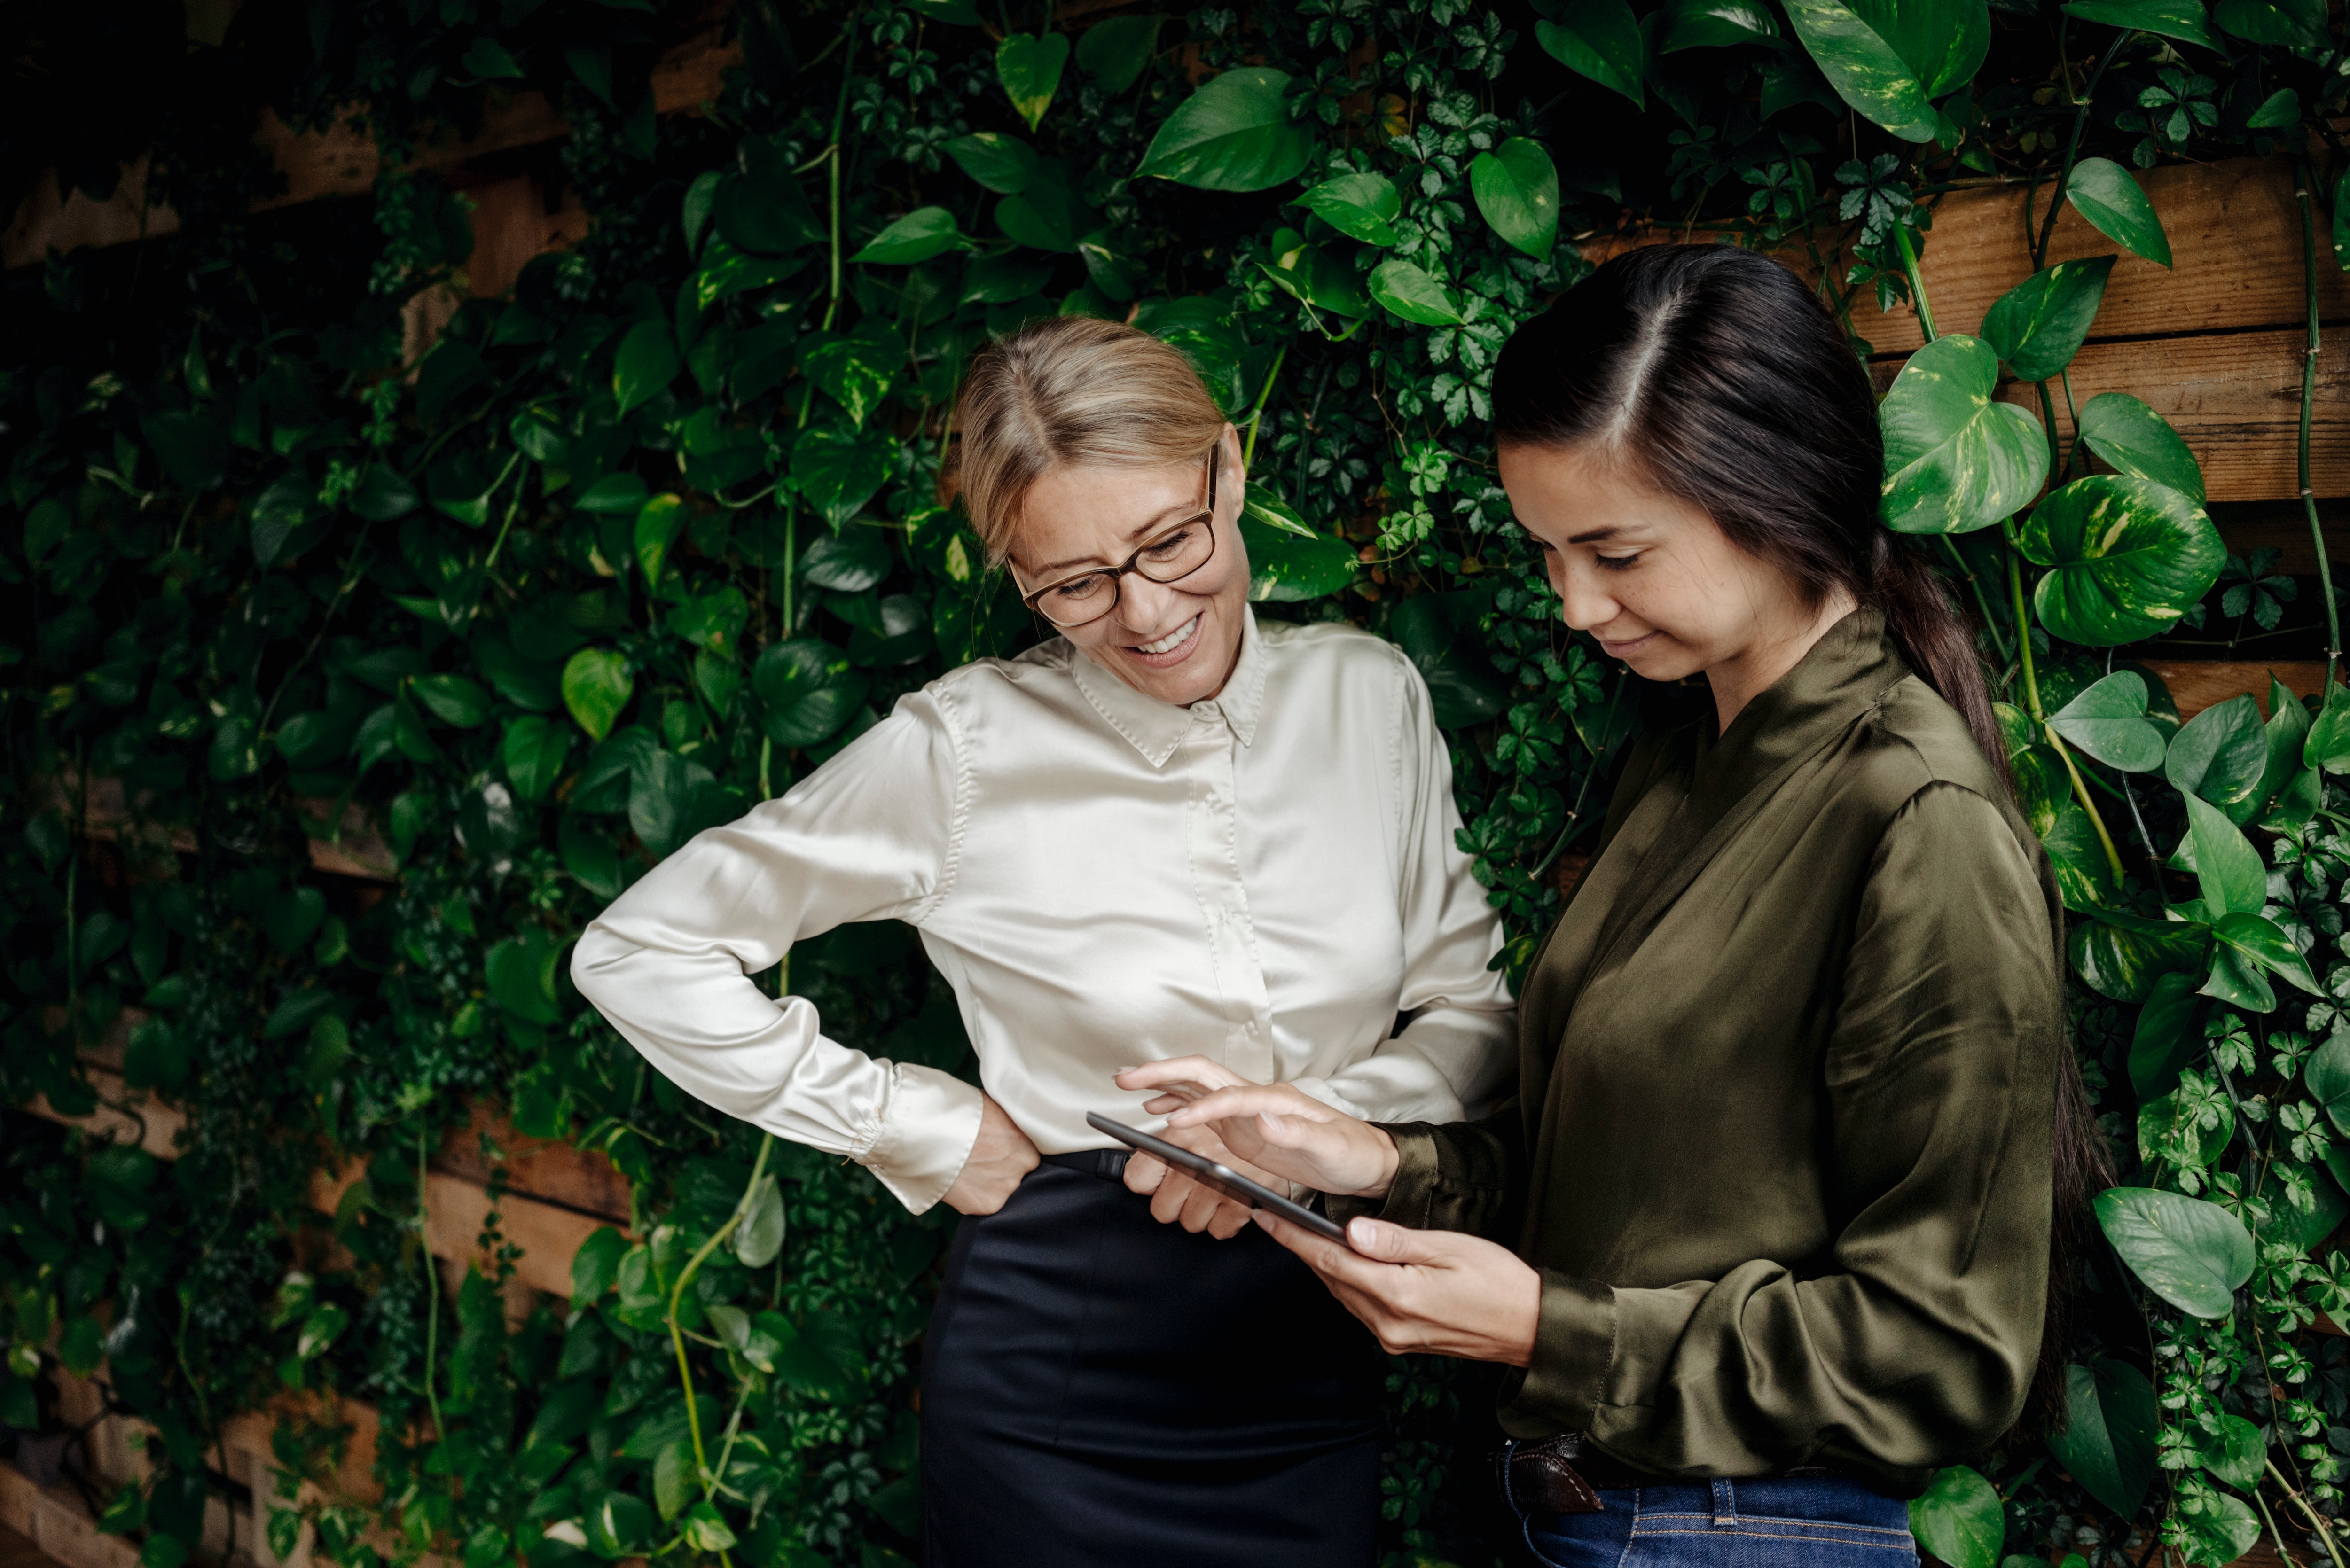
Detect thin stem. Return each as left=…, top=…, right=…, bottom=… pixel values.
left=417, top=1131, right=444, bottom=1442
left=2298, top=169, right=2342, bottom=686
left=1892, top=222, right=1935, bottom=342
left=2033, top=33, right=2129, bottom=270
left=666, top=1131, right=776, bottom=1568
left=1242, top=343, right=1288, bottom=469
left=2059, top=368, right=2086, bottom=478
left=2270, top=1459, right=2350, bottom=1568
left=1939, top=536, right=2013, bottom=663
left=2254, top=1484, right=2303, bottom=1568
left=2037, top=381, right=2066, bottom=486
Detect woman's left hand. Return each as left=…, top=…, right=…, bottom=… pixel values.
left=1253, top=1209, right=1543, bottom=1366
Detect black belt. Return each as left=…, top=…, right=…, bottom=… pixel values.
left=1499, top=1433, right=1841, bottom=1514
left=1042, top=1148, right=1132, bottom=1182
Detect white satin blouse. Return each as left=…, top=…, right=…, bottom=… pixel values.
left=571, top=609, right=1516, bottom=1214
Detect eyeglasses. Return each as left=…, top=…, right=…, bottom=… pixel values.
left=1013, top=450, right=1222, bottom=629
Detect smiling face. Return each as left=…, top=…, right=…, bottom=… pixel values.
left=1498, top=440, right=1856, bottom=733
left=1008, top=425, right=1252, bottom=707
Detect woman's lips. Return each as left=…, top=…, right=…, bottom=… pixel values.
left=1125, top=613, right=1204, bottom=668
left=1598, top=631, right=1657, bottom=658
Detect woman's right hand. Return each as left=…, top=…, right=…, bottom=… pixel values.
left=1116, top=1058, right=1401, bottom=1198
left=941, top=1094, right=1041, bottom=1215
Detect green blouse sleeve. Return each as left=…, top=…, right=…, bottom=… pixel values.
left=1324, top=1111, right=1520, bottom=1235
left=1510, top=781, right=2061, bottom=1475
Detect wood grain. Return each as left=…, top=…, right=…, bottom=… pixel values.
left=2138, top=659, right=2326, bottom=719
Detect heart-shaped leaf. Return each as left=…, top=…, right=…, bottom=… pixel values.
left=1470, top=138, right=1561, bottom=260
left=141, top=411, right=229, bottom=491
left=2016, top=474, right=2224, bottom=645
left=800, top=333, right=899, bottom=426
left=2066, top=158, right=2173, bottom=267
left=1980, top=256, right=2115, bottom=382
left=2212, top=0, right=2326, bottom=46
left=2306, top=681, right=2350, bottom=773
left=502, top=715, right=572, bottom=803
left=692, top=232, right=810, bottom=308
left=2094, top=1186, right=2254, bottom=1318
left=2048, top=670, right=2164, bottom=771
left=410, top=673, right=491, bottom=727
left=1784, top=0, right=1942, bottom=141
left=1878, top=334, right=2050, bottom=534
left=1535, top=1, right=1645, bottom=107
left=712, top=172, right=823, bottom=255
left=2048, top=1360, right=2160, bottom=1522
left=613, top=320, right=680, bottom=416
left=1295, top=172, right=1401, bottom=247
left=563, top=647, right=634, bottom=741
left=791, top=428, right=894, bottom=528
left=997, top=31, right=1071, bottom=131
left=1240, top=515, right=1356, bottom=602
left=944, top=132, right=1038, bottom=195
left=2306, top=1028, right=2350, bottom=1133
left=848, top=207, right=974, bottom=266
left=2076, top=393, right=2205, bottom=502
left=1369, top=258, right=1465, bottom=326
left=1658, top=0, right=1780, bottom=49
left=2129, top=970, right=2206, bottom=1097
left=2183, top=792, right=2267, bottom=918
left=1136, top=67, right=1313, bottom=191
left=2061, top=0, right=2218, bottom=48
left=486, top=933, right=566, bottom=1025
left=2212, top=911, right=2319, bottom=994
left=1907, top=1465, right=2004, bottom=1568
left=634, top=493, right=686, bottom=585
left=1260, top=237, right=1371, bottom=319
left=735, top=1174, right=787, bottom=1267
left=1075, top=13, right=1164, bottom=93
left=753, top=638, right=870, bottom=748
left=2165, top=694, right=2268, bottom=812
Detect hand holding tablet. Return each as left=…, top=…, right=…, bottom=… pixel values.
left=1086, top=1112, right=1358, bottom=1247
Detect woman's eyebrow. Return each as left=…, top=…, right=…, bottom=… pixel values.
left=1566, top=524, right=1624, bottom=545
left=1033, top=503, right=1201, bottom=576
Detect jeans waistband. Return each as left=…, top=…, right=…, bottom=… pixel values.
left=1041, top=1148, right=1132, bottom=1182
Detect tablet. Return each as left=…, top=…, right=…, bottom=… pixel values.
left=1085, top=1112, right=1354, bottom=1246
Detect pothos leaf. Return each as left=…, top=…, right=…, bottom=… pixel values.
left=2015, top=474, right=2225, bottom=646
left=1878, top=335, right=2050, bottom=534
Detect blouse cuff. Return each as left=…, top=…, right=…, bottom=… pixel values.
left=1324, top=1123, right=1443, bottom=1228
left=1500, top=1271, right=1617, bottom=1436
left=858, top=1062, right=986, bottom=1215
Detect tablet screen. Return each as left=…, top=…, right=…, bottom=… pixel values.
left=1085, top=1112, right=1354, bottom=1246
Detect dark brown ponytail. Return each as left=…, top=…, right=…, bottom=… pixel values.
left=1492, top=242, right=2107, bottom=1438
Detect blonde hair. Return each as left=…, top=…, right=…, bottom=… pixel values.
left=946, top=316, right=1228, bottom=566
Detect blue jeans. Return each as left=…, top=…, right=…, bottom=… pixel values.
left=1502, top=1455, right=1920, bottom=1568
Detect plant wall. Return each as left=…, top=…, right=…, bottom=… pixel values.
left=7, top=1, right=2350, bottom=1566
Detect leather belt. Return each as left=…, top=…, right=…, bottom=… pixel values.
left=1497, top=1433, right=1840, bottom=1515
left=1042, top=1148, right=1131, bottom=1182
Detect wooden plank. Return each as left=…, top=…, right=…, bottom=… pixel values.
left=23, top=1066, right=185, bottom=1160
left=435, top=1098, right=632, bottom=1223
left=1849, top=157, right=2350, bottom=354
left=2139, top=660, right=2326, bottom=720
left=3, top=33, right=736, bottom=269
left=457, top=174, right=592, bottom=301
left=1998, top=328, right=2350, bottom=503
left=2212, top=500, right=2350, bottom=575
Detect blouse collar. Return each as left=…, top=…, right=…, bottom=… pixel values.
left=1067, top=605, right=1267, bottom=767
left=1688, top=608, right=1910, bottom=817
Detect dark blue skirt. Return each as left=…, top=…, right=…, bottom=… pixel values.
left=919, top=1161, right=1384, bottom=1566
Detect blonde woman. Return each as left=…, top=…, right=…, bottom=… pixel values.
left=571, top=316, right=1514, bottom=1565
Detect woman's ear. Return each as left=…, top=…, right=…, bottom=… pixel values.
left=1225, top=421, right=1243, bottom=490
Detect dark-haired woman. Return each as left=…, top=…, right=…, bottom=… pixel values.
left=1120, top=244, right=2106, bottom=1567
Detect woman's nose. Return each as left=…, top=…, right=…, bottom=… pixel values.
left=1554, top=562, right=1616, bottom=632
left=1114, top=572, right=1185, bottom=632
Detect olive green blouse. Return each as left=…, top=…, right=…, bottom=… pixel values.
left=1363, top=610, right=2062, bottom=1497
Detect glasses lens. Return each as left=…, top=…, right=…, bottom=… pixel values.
left=1133, top=518, right=1215, bottom=584
left=1034, top=571, right=1118, bottom=625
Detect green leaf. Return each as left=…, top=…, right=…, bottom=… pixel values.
left=1242, top=485, right=1316, bottom=539
left=2069, top=909, right=2206, bottom=1002
left=1135, top=67, right=1315, bottom=191
left=577, top=472, right=650, bottom=515
left=2306, top=1027, right=2350, bottom=1134
left=2178, top=1493, right=2263, bottom=1567
left=1979, top=257, right=2115, bottom=382
left=2193, top=1412, right=2270, bottom=1494
left=2307, top=681, right=2350, bottom=773
left=410, top=673, right=490, bottom=727
left=562, top=647, right=634, bottom=742
left=1853, top=0, right=1990, bottom=95
left=653, top=1437, right=692, bottom=1521
left=2211, top=911, right=2319, bottom=993
left=2047, top=1359, right=2159, bottom=1521
left=1240, top=515, right=1357, bottom=601
left=486, top=934, right=565, bottom=1025
left=712, top=172, right=823, bottom=255
left=2066, top=158, right=2173, bottom=268
left=1075, top=13, right=1163, bottom=93
left=2076, top=393, right=2205, bottom=502
left=2166, top=694, right=2269, bottom=814
left=1259, top=238, right=1370, bottom=319
left=692, top=232, right=810, bottom=308
left=1469, top=138, right=1561, bottom=260
left=801, top=530, right=891, bottom=591
left=2129, top=971, right=2206, bottom=1097
left=570, top=1228, right=627, bottom=1303
left=736, top=1174, right=786, bottom=1267
left=2183, top=792, right=2267, bottom=918
left=296, top=1303, right=349, bottom=1360
left=612, top=320, right=680, bottom=416
left=1534, top=2, right=1645, bottom=107
left=1368, top=258, right=1465, bottom=326
left=1907, top=1465, right=2004, bottom=1568
left=264, top=888, right=327, bottom=953
left=666, top=587, right=750, bottom=656
left=2247, top=86, right=2301, bottom=127
left=2094, top=1186, right=2255, bottom=1318
left=634, top=493, right=686, bottom=585
left=1782, top=0, right=1940, bottom=141
left=944, top=132, right=1038, bottom=195
left=2212, top=0, right=2326, bottom=46
left=2139, top=1084, right=2233, bottom=1169
left=2016, top=475, right=2225, bottom=645
left=2061, top=0, right=2219, bottom=49
left=754, top=639, right=870, bottom=748
left=263, top=988, right=339, bottom=1040
left=801, top=334, right=899, bottom=426
left=350, top=464, right=422, bottom=521
left=1658, top=0, right=1780, bottom=48
left=2047, top=670, right=2164, bottom=772
left=1878, top=335, right=2050, bottom=534
left=996, top=31, right=1071, bottom=131
left=847, top=207, right=975, bottom=266
left=1392, top=593, right=1511, bottom=729
left=681, top=1503, right=736, bottom=1553
left=791, top=428, right=893, bottom=528
left=502, top=715, right=572, bottom=803
left=963, top=250, right=1053, bottom=304
left=1294, top=172, right=1402, bottom=246
left=587, top=1493, right=654, bottom=1558
left=141, top=411, right=229, bottom=491
left=462, top=36, right=522, bottom=78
